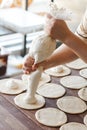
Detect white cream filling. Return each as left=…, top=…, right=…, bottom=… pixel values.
left=23, top=66, right=43, bottom=104
left=6, top=79, right=18, bottom=90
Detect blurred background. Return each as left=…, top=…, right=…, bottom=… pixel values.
left=0, top=0, right=87, bottom=78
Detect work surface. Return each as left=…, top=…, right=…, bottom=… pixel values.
left=0, top=68, right=87, bottom=130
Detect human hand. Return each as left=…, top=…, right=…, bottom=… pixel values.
left=44, top=13, right=71, bottom=42
left=23, top=54, right=36, bottom=74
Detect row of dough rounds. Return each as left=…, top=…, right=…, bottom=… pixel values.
left=35, top=95, right=87, bottom=128
left=35, top=107, right=87, bottom=129
left=0, top=73, right=51, bottom=110
left=0, top=60, right=87, bottom=128
left=0, top=72, right=51, bottom=95
left=35, top=61, right=87, bottom=128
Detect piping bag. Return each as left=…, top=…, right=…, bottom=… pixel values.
left=23, top=2, right=72, bottom=104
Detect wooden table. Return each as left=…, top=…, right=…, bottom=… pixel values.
left=0, top=68, right=87, bottom=130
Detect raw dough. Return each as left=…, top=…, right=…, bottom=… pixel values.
left=37, top=83, right=66, bottom=98
left=45, top=65, right=71, bottom=77
left=60, top=122, right=87, bottom=130
left=22, top=72, right=51, bottom=88
left=35, top=107, right=67, bottom=127
left=57, top=96, right=87, bottom=114
left=66, top=58, right=87, bottom=70
left=0, top=78, right=26, bottom=95
left=14, top=93, right=45, bottom=110
left=78, top=87, right=87, bottom=101
left=84, top=114, right=87, bottom=126
left=79, top=68, right=87, bottom=78
left=60, top=75, right=87, bottom=89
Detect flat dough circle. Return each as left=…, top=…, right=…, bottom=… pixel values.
left=45, top=65, right=71, bottom=77
left=84, top=114, right=87, bottom=126
left=22, top=72, right=51, bottom=88
left=79, top=68, right=87, bottom=78
left=57, top=96, right=87, bottom=114
left=14, top=93, right=45, bottom=110
left=35, top=107, right=67, bottom=127
left=0, top=78, right=26, bottom=95
left=60, top=75, right=87, bottom=89
left=37, top=83, right=66, bottom=98
left=66, top=58, right=87, bottom=70
left=60, top=122, right=87, bottom=130
left=78, top=87, right=87, bottom=101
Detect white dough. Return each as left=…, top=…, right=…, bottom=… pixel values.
left=14, top=93, right=45, bottom=110
left=84, top=114, right=87, bottom=126
left=37, top=83, right=66, bottom=98
left=79, top=68, right=87, bottom=78
left=35, top=107, right=67, bottom=127
left=22, top=72, right=51, bottom=88
left=45, top=65, right=71, bottom=77
left=78, top=87, right=87, bottom=101
left=66, top=58, right=87, bottom=70
left=60, top=122, right=87, bottom=130
left=60, top=75, right=87, bottom=89
left=0, top=78, right=26, bottom=95
left=57, top=96, right=87, bottom=114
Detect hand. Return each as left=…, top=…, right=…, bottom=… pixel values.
left=44, top=13, right=71, bottom=42
left=23, top=54, right=36, bottom=74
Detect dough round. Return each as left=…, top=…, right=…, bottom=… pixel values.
left=0, top=78, right=26, bottom=95
left=84, top=114, right=87, bottom=126
left=37, top=83, right=66, bottom=98
left=60, top=75, right=87, bottom=89
left=35, top=107, right=67, bottom=127
left=22, top=73, right=51, bottom=88
left=14, top=93, right=45, bottom=110
left=57, top=96, right=87, bottom=114
left=39, top=73, right=51, bottom=87
left=79, top=68, right=87, bottom=78
left=78, top=87, right=87, bottom=101
left=45, top=65, right=71, bottom=77
left=66, top=58, right=87, bottom=70
left=60, top=122, right=87, bottom=130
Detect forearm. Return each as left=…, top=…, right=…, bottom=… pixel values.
left=64, top=31, right=87, bottom=63
left=44, top=44, right=78, bottom=69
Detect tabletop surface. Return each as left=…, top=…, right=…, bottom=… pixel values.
left=0, top=68, right=87, bottom=130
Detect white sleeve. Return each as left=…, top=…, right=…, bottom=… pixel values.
left=75, top=8, right=87, bottom=44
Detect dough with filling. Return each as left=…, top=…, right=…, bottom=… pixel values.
left=0, top=78, right=26, bottom=95
left=22, top=72, right=51, bottom=88
left=14, top=93, right=45, bottom=110
left=45, top=65, right=71, bottom=77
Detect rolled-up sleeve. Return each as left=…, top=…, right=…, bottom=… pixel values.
left=75, top=9, right=87, bottom=44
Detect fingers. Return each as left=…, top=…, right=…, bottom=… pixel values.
left=46, top=13, right=53, bottom=19
left=22, top=55, right=35, bottom=74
